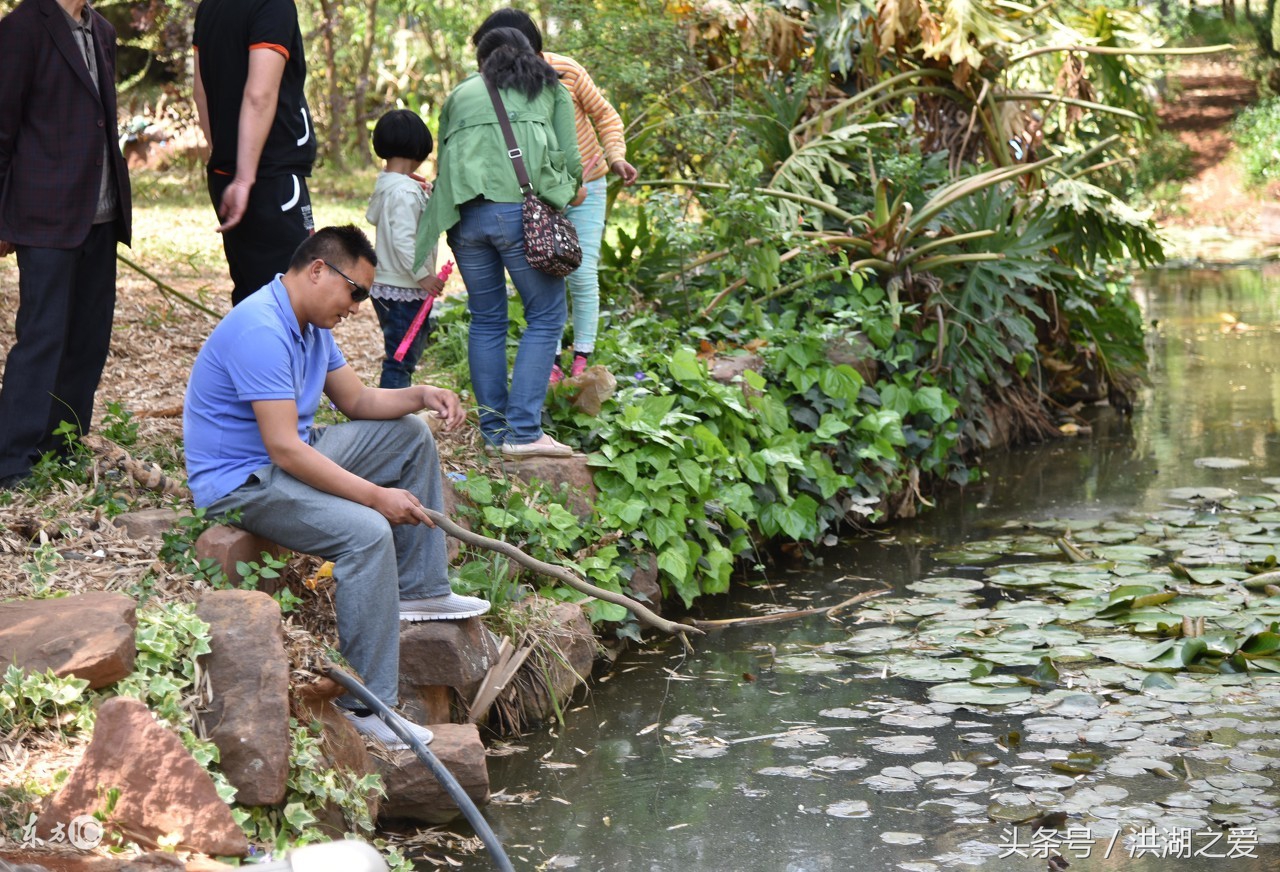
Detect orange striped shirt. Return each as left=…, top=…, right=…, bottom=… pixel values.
left=543, top=51, right=627, bottom=184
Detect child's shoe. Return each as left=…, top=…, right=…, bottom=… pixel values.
left=549, top=364, right=565, bottom=386
left=569, top=353, right=589, bottom=378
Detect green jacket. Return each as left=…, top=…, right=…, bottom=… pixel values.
left=414, top=73, right=583, bottom=270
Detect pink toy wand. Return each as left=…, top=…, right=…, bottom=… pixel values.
left=393, top=260, right=453, bottom=362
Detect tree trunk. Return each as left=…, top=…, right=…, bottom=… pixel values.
left=351, top=0, right=379, bottom=166
left=314, top=0, right=346, bottom=169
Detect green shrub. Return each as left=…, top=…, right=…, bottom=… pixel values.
left=1234, top=96, right=1280, bottom=188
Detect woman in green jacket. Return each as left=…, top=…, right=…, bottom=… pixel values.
left=415, top=27, right=583, bottom=457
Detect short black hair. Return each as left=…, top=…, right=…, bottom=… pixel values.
left=289, top=225, right=378, bottom=273
left=473, top=8, right=542, bottom=54
left=371, top=109, right=433, bottom=162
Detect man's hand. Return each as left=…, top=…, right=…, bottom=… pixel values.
left=371, top=486, right=437, bottom=527
left=0, top=240, right=14, bottom=257
left=420, top=385, right=464, bottom=430
left=611, top=159, right=639, bottom=186
left=217, top=178, right=253, bottom=232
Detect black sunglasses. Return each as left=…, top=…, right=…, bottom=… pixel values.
left=323, top=260, right=370, bottom=302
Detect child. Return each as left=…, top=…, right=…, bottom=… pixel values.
left=366, top=109, right=444, bottom=389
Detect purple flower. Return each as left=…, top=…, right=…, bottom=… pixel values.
left=634, top=372, right=647, bottom=382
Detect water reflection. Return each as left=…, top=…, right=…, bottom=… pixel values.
left=461, top=269, right=1280, bottom=871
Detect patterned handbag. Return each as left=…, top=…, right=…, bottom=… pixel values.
left=483, top=77, right=582, bottom=278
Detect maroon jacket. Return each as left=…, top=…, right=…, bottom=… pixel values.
left=0, top=0, right=132, bottom=249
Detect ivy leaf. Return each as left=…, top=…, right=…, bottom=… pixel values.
left=668, top=347, right=706, bottom=384
left=283, top=801, right=317, bottom=831
left=816, top=413, right=852, bottom=440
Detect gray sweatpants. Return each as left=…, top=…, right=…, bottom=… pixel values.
left=207, top=415, right=451, bottom=708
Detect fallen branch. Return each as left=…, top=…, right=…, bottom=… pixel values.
left=687, top=586, right=891, bottom=629
left=117, top=253, right=222, bottom=319
left=727, top=725, right=866, bottom=745
left=134, top=405, right=184, bottom=419
left=1009, top=43, right=1235, bottom=64
left=81, top=434, right=191, bottom=500
left=422, top=509, right=702, bottom=642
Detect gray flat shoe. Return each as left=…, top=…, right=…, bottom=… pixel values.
left=501, top=436, right=574, bottom=458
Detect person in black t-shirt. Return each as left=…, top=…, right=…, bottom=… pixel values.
left=193, top=0, right=316, bottom=305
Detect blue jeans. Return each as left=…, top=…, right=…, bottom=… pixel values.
left=564, top=177, right=608, bottom=354
left=372, top=295, right=430, bottom=389
left=447, top=199, right=566, bottom=445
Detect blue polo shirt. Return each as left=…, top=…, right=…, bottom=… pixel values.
left=184, top=276, right=345, bottom=507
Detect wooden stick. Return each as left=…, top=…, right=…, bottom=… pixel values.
left=422, top=509, right=703, bottom=641
left=117, top=253, right=222, bottom=319
left=688, top=586, right=891, bottom=629
left=469, top=637, right=537, bottom=724
left=81, top=434, right=191, bottom=500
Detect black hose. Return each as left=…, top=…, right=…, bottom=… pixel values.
left=324, top=663, right=516, bottom=872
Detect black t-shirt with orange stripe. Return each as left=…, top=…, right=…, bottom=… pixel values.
left=193, top=0, right=315, bottom=177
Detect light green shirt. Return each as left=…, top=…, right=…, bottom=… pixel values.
left=414, top=73, right=582, bottom=270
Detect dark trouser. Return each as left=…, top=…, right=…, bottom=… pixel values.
left=208, top=171, right=314, bottom=306
left=372, top=296, right=431, bottom=389
left=0, top=222, right=119, bottom=480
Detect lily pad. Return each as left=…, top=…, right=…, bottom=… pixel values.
left=908, top=577, right=986, bottom=594
left=1089, top=637, right=1176, bottom=664
left=911, top=761, right=979, bottom=778
left=880, top=832, right=925, bottom=845
left=809, top=755, right=868, bottom=772
left=756, top=765, right=813, bottom=778
left=772, top=730, right=830, bottom=749
left=1194, top=457, right=1250, bottom=469
left=1012, top=773, right=1077, bottom=791
left=868, top=655, right=987, bottom=683
left=927, top=681, right=1034, bottom=706
left=986, top=792, right=1043, bottom=823
left=1168, top=486, right=1236, bottom=501
left=864, top=734, right=937, bottom=754
left=825, top=800, right=871, bottom=818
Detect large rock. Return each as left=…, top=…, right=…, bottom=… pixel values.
left=510, top=599, right=596, bottom=723
left=0, top=592, right=136, bottom=689
left=195, top=590, right=290, bottom=807
left=823, top=332, right=879, bottom=386
left=111, top=508, right=189, bottom=540
left=398, top=620, right=498, bottom=725
left=295, top=680, right=380, bottom=833
left=37, top=697, right=248, bottom=856
left=375, top=723, right=489, bottom=825
left=708, top=353, right=764, bottom=384
left=627, top=553, right=662, bottom=615
left=194, top=525, right=288, bottom=592
left=0, top=851, right=222, bottom=871
left=499, top=454, right=597, bottom=518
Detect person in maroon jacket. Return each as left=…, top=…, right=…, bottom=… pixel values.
left=0, top=0, right=133, bottom=489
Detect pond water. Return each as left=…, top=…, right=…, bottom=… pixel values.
left=459, top=267, right=1280, bottom=871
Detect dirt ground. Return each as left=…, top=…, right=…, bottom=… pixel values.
left=1157, top=53, right=1280, bottom=253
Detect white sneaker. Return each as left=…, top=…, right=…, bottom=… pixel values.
left=400, top=592, right=491, bottom=622
left=341, top=707, right=433, bottom=749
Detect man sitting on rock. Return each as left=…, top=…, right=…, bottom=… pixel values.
left=183, top=224, right=488, bottom=747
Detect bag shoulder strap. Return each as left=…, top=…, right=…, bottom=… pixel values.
left=483, top=76, right=533, bottom=193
